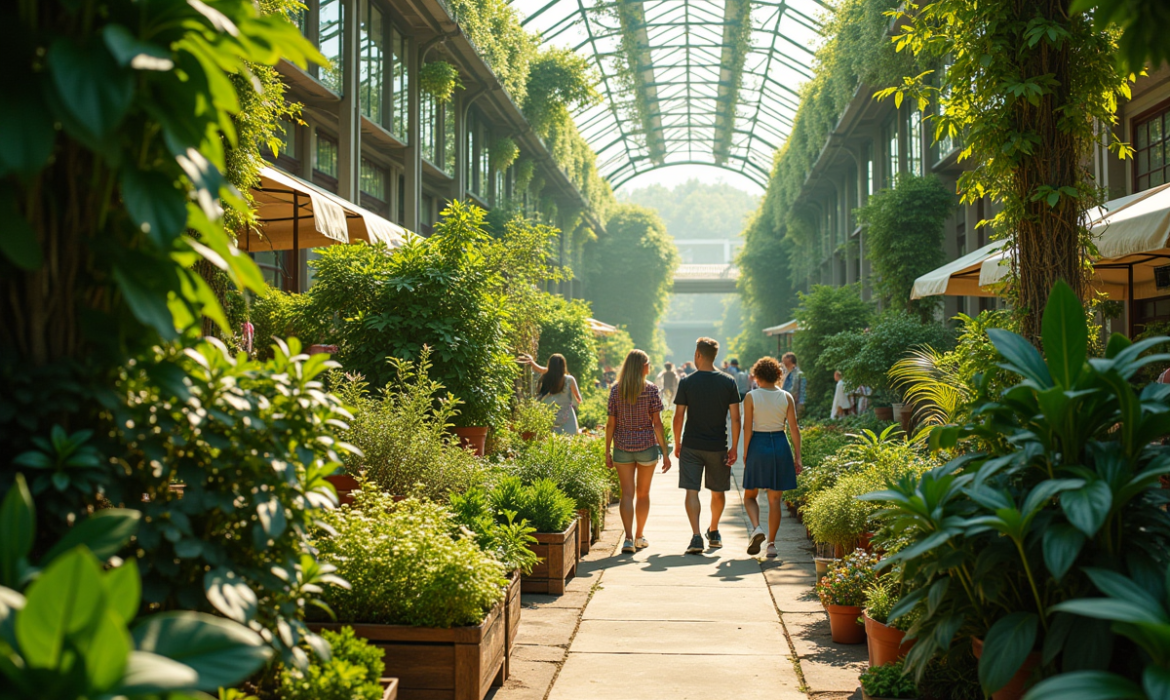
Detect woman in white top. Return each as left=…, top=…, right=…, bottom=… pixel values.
left=742, top=356, right=802, bottom=559
left=519, top=353, right=582, bottom=435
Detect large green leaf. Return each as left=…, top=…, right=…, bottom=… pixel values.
left=104, top=560, right=141, bottom=626
left=1061, top=481, right=1113, bottom=537
left=78, top=609, right=132, bottom=692
left=113, top=651, right=200, bottom=695
left=203, top=568, right=258, bottom=624
left=979, top=612, right=1039, bottom=694
left=113, top=265, right=177, bottom=340
left=42, top=508, right=141, bottom=564
left=989, top=328, right=1053, bottom=387
left=0, top=474, right=34, bottom=588
left=102, top=25, right=173, bottom=71
left=1041, top=280, right=1088, bottom=387
left=46, top=39, right=133, bottom=142
left=121, top=168, right=188, bottom=246
left=1043, top=523, right=1085, bottom=582
left=15, top=547, right=106, bottom=668
left=132, top=612, right=270, bottom=690
left=1022, top=670, right=1144, bottom=700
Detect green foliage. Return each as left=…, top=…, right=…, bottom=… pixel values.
left=869, top=282, right=1170, bottom=695
left=278, top=627, right=385, bottom=700
left=583, top=204, right=679, bottom=362
left=305, top=202, right=517, bottom=427
left=731, top=215, right=795, bottom=367
left=445, top=0, right=538, bottom=104
left=490, top=137, right=520, bottom=172
left=917, top=644, right=983, bottom=700
left=860, top=661, right=918, bottom=700
left=536, top=296, right=600, bottom=384
left=489, top=476, right=577, bottom=533
left=1073, top=0, right=1170, bottom=74
left=603, top=0, right=665, bottom=161
left=576, top=388, right=610, bottom=431
left=816, top=549, right=880, bottom=606
left=882, top=0, right=1126, bottom=340
left=0, top=476, right=271, bottom=700
left=314, top=493, right=507, bottom=628
left=419, top=60, right=463, bottom=104
left=0, top=0, right=321, bottom=472
left=804, top=477, right=875, bottom=552
left=105, top=338, right=352, bottom=665
left=793, top=284, right=874, bottom=414
left=448, top=487, right=540, bottom=575
left=249, top=286, right=316, bottom=358
left=511, top=399, right=559, bottom=441
left=332, top=351, right=487, bottom=500
left=821, top=310, right=955, bottom=404
left=856, top=175, right=957, bottom=315
left=509, top=435, right=610, bottom=521
left=523, top=47, right=600, bottom=135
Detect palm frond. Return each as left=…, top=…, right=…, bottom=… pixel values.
left=888, top=346, right=970, bottom=427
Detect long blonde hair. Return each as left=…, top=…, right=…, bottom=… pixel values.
left=616, top=349, right=650, bottom=405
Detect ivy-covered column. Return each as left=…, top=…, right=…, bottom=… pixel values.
left=403, top=34, right=421, bottom=232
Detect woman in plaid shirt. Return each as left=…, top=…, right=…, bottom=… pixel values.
left=605, top=349, right=673, bottom=554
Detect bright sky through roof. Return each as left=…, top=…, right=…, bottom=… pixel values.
left=510, top=0, right=827, bottom=190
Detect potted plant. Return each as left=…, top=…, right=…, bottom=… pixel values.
left=863, top=580, right=916, bottom=667
left=511, top=397, right=557, bottom=442
left=865, top=282, right=1170, bottom=700
left=804, top=477, right=871, bottom=558
left=490, top=476, right=580, bottom=595
left=310, top=492, right=510, bottom=700
left=278, top=627, right=398, bottom=700
left=816, top=550, right=879, bottom=645
left=509, top=434, right=609, bottom=557
left=859, top=660, right=918, bottom=700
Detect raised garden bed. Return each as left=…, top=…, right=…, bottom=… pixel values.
left=311, top=599, right=507, bottom=700
left=522, top=517, right=579, bottom=595
left=577, top=508, right=591, bottom=555
left=380, top=678, right=399, bottom=700
left=503, top=571, right=521, bottom=679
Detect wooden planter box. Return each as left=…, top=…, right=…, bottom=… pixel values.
left=311, top=600, right=506, bottom=700
left=522, top=518, right=579, bottom=595
left=577, top=509, right=591, bottom=556
left=503, top=572, right=521, bottom=680
left=380, top=678, right=399, bottom=700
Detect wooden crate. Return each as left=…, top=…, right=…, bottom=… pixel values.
left=522, top=518, right=579, bottom=595
left=312, top=600, right=506, bottom=700
left=503, top=572, right=521, bottom=679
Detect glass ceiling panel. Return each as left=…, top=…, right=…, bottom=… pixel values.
left=511, top=0, right=827, bottom=189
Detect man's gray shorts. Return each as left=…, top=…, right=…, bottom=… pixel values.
left=678, top=446, right=731, bottom=492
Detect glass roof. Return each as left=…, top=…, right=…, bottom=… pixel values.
left=511, top=0, right=827, bottom=189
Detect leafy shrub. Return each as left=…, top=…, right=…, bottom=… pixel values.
left=449, top=487, right=540, bottom=574
left=816, top=549, right=880, bottom=607
left=279, top=627, right=385, bottom=700
left=860, top=661, right=918, bottom=699
left=804, top=475, right=873, bottom=552
left=821, top=310, right=955, bottom=404
left=512, top=398, right=558, bottom=440
left=250, top=287, right=318, bottom=359
left=535, top=295, right=600, bottom=385
left=793, top=284, right=874, bottom=414
left=510, top=434, right=610, bottom=519
left=488, top=475, right=577, bottom=533
left=99, top=338, right=352, bottom=665
left=576, top=387, right=609, bottom=429
left=333, top=350, right=486, bottom=500
left=313, top=492, right=507, bottom=628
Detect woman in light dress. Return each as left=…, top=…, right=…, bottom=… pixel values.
left=741, top=356, right=802, bottom=559
left=519, top=353, right=582, bottom=435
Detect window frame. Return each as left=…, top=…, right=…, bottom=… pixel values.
left=1131, top=98, right=1170, bottom=194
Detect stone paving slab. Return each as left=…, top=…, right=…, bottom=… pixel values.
left=548, top=652, right=807, bottom=700
left=583, top=582, right=778, bottom=622
left=571, top=619, right=787, bottom=655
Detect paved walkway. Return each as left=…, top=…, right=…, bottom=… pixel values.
left=494, top=448, right=866, bottom=700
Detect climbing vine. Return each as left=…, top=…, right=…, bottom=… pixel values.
left=713, top=0, right=753, bottom=162
left=879, top=0, right=1128, bottom=341
left=599, top=0, right=664, bottom=161
left=419, top=60, right=463, bottom=103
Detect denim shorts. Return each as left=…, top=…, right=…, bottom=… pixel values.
left=612, top=445, right=661, bottom=465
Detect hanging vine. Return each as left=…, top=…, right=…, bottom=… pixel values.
left=600, top=0, right=665, bottom=162
left=489, top=137, right=520, bottom=172
left=713, top=0, right=753, bottom=162
left=419, top=60, right=463, bottom=104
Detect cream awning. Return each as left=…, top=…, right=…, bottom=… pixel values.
left=763, top=319, right=798, bottom=336
left=587, top=318, right=618, bottom=336
left=910, top=241, right=1007, bottom=299
left=243, top=166, right=415, bottom=252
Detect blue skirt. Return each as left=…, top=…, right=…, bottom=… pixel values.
left=743, top=431, right=797, bottom=491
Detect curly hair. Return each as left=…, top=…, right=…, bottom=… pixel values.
left=751, top=356, right=783, bottom=384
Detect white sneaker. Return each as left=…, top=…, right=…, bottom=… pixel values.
left=747, top=526, right=766, bottom=555
left=635, top=537, right=649, bottom=550
left=622, top=538, right=636, bottom=554
left=765, top=542, right=778, bottom=559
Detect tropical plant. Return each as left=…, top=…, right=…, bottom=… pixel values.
left=860, top=661, right=919, bottom=699
left=865, top=282, right=1170, bottom=696
left=332, top=350, right=487, bottom=500
left=794, top=284, right=874, bottom=415
left=0, top=475, right=272, bottom=700
left=313, top=492, right=507, bottom=629
left=278, top=627, right=385, bottom=700
left=104, top=338, right=353, bottom=666
left=817, top=549, right=881, bottom=607
left=419, top=60, right=463, bottom=103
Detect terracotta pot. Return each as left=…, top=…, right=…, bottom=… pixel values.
left=326, top=474, right=361, bottom=506
left=520, top=431, right=536, bottom=442
left=874, top=406, right=894, bottom=421
left=834, top=543, right=846, bottom=559
left=971, top=637, right=1040, bottom=700
left=453, top=426, right=489, bottom=457
left=859, top=532, right=874, bottom=552
left=864, top=613, right=914, bottom=667
left=826, top=604, right=866, bottom=644
left=306, top=344, right=338, bottom=356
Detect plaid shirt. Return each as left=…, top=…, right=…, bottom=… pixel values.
left=607, top=382, right=665, bottom=451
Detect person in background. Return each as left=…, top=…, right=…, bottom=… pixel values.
left=830, top=370, right=854, bottom=419
left=683, top=361, right=697, bottom=376
left=850, top=384, right=872, bottom=414
left=673, top=337, right=741, bottom=554
left=518, top=353, right=582, bottom=435
left=657, top=362, right=679, bottom=404
left=742, top=356, right=801, bottom=559
left=605, top=349, right=671, bottom=554
left=780, top=352, right=806, bottom=417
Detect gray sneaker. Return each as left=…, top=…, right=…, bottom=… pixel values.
left=686, top=534, right=704, bottom=554
left=706, top=529, right=723, bottom=549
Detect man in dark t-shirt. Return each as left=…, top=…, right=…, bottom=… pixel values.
left=672, top=337, right=742, bottom=554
